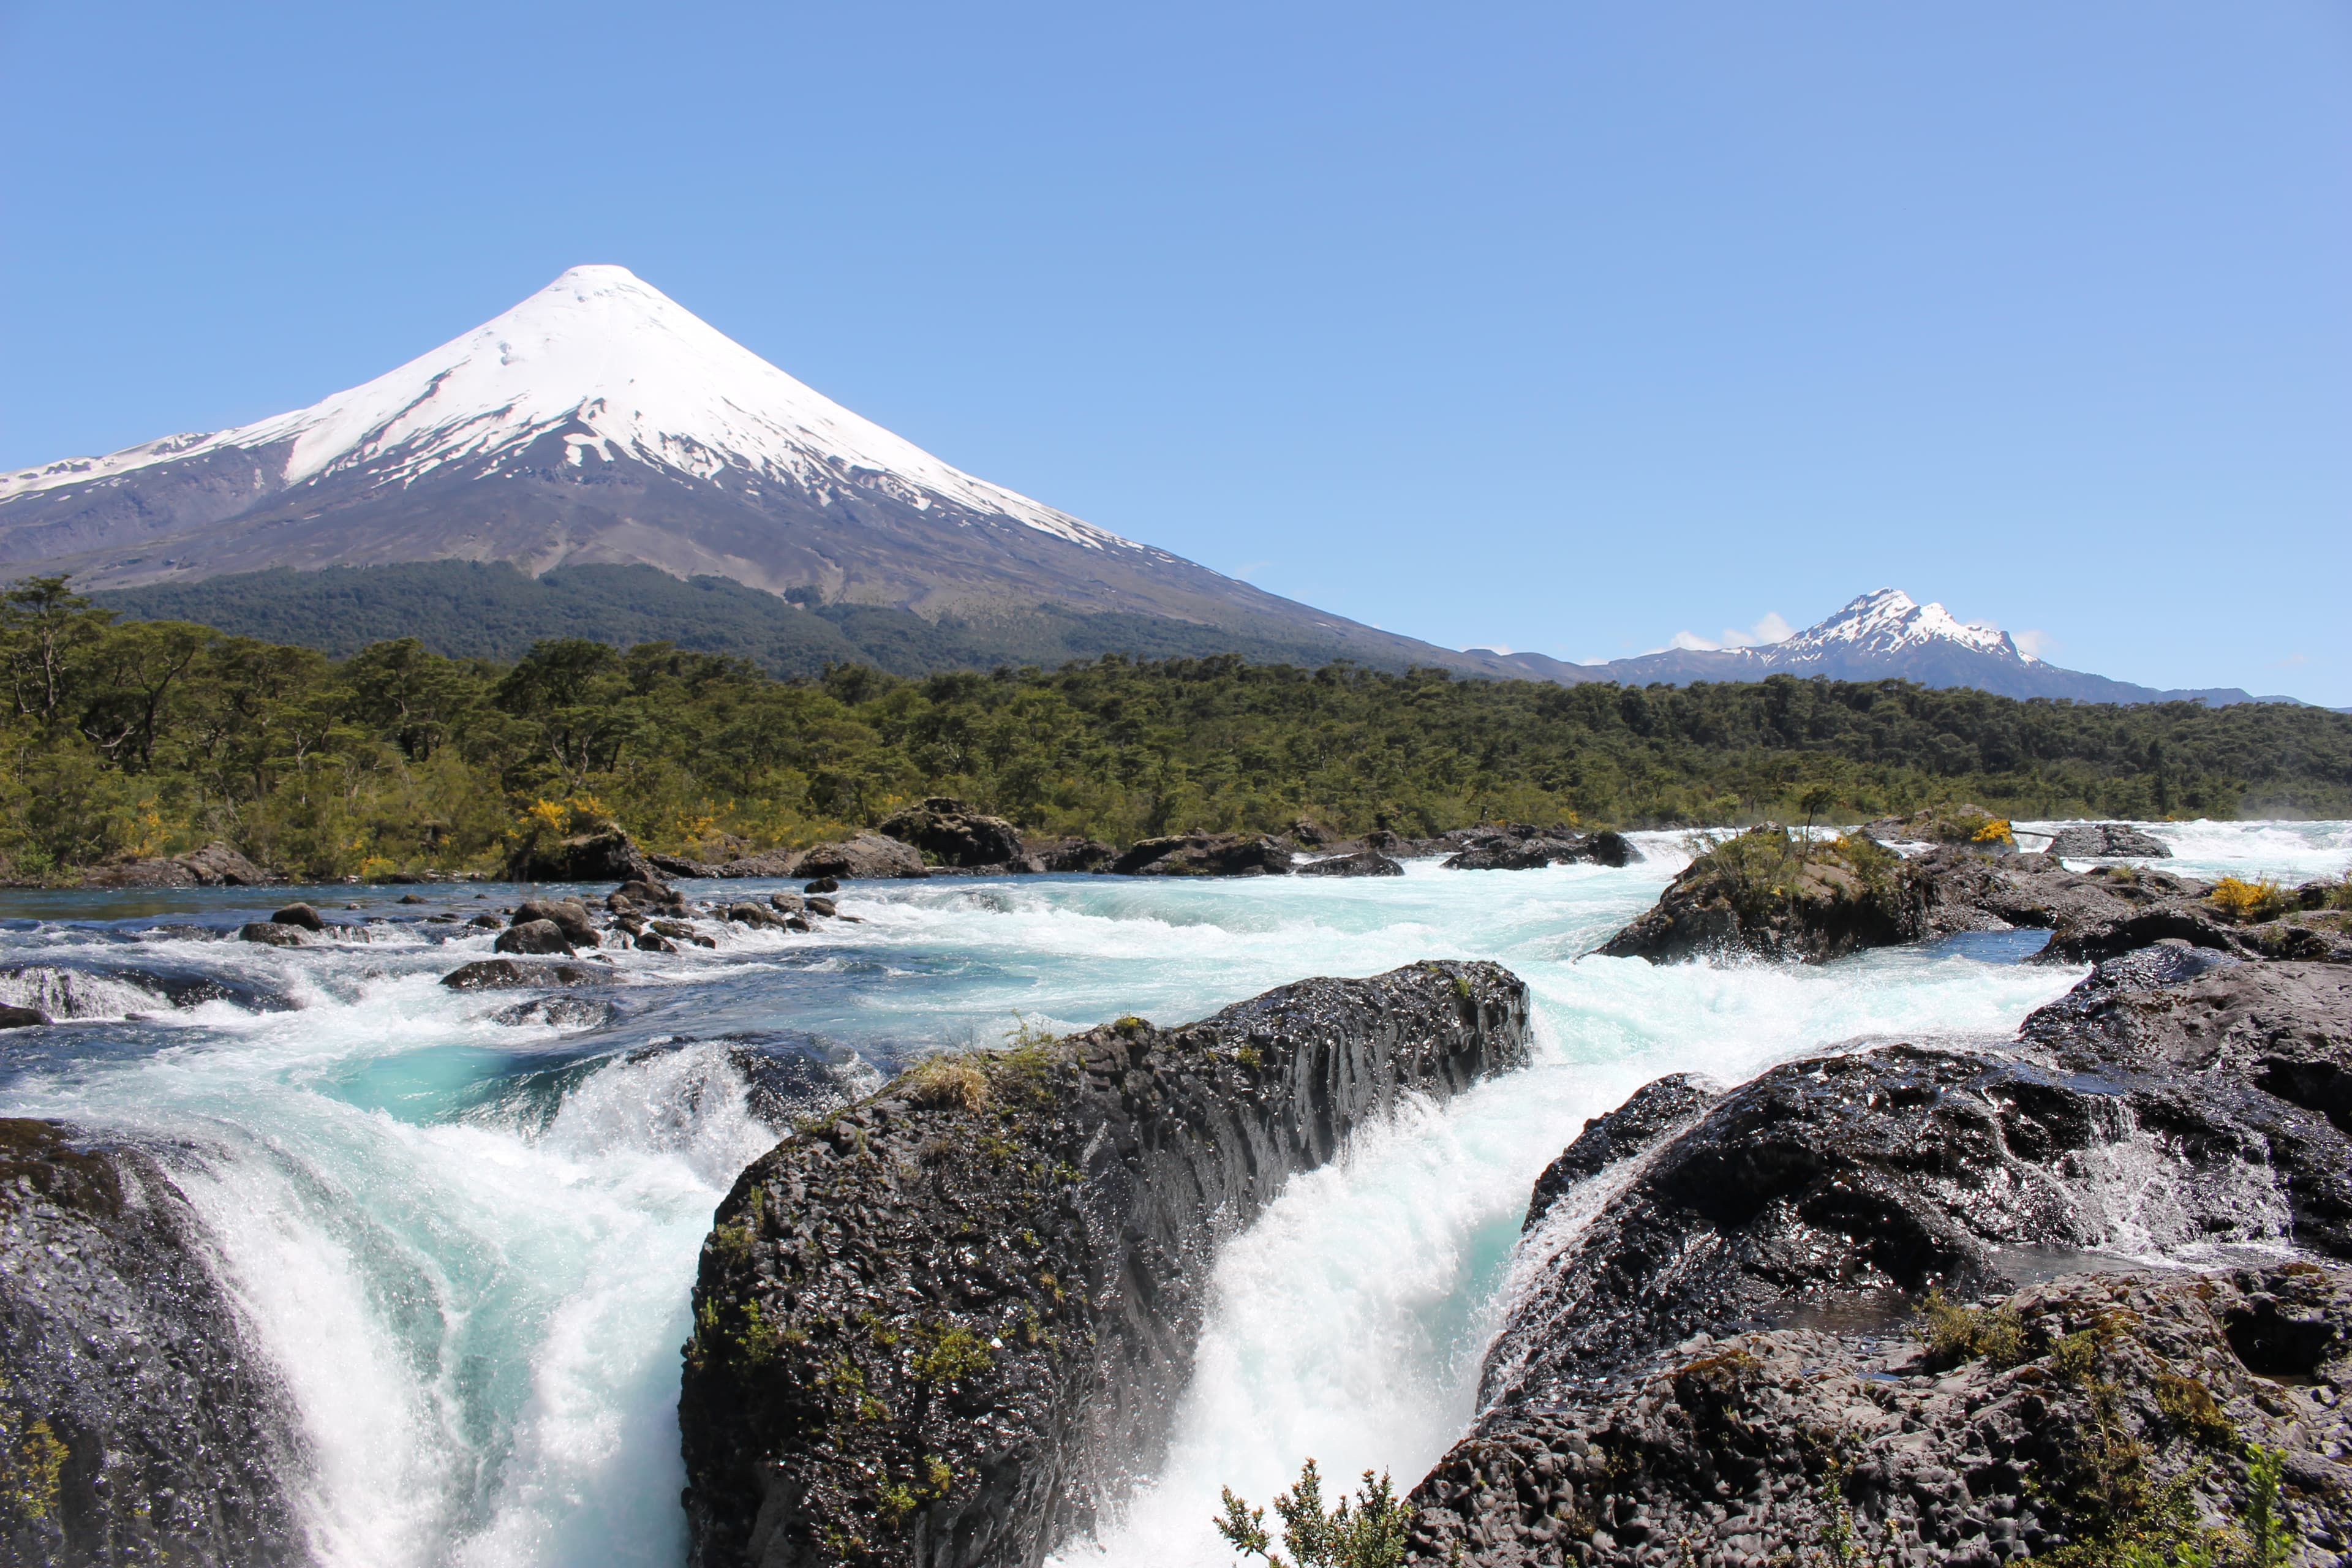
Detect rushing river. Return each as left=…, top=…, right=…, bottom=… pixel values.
left=1, top=819, right=2343, bottom=1567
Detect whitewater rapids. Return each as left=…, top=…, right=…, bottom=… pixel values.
left=0, top=819, right=2341, bottom=1567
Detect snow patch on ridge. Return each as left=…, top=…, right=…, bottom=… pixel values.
left=0, top=266, right=1136, bottom=555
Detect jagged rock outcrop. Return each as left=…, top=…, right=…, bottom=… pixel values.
left=1109, top=831, right=1293, bottom=877
left=1404, top=1264, right=2352, bottom=1566
left=1419, top=930, right=2352, bottom=1566
left=495, top=918, right=576, bottom=956
left=1858, top=803, right=2015, bottom=846
left=1021, top=837, right=1117, bottom=874
left=2034, top=879, right=2352, bottom=966
left=1442, top=825, right=1640, bottom=872
left=678, top=960, right=1531, bottom=1568
left=440, top=957, right=614, bottom=990
left=507, top=827, right=662, bottom=884
left=880, top=799, right=1026, bottom=869
left=2045, top=821, right=2173, bottom=858
left=1296, top=849, right=1405, bottom=878
left=1597, top=829, right=2148, bottom=965
left=1596, top=829, right=1920, bottom=963
left=1488, top=949, right=2352, bottom=1412
left=0, top=1120, right=303, bottom=1566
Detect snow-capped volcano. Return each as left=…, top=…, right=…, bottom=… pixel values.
left=3, top=266, right=1123, bottom=553
left=1765, top=588, right=2037, bottom=666
left=1464, top=586, right=2267, bottom=704
left=0, top=265, right=1465, bottom=668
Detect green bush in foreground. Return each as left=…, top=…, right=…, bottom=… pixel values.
left=1217, top=1460, right=1408, bottom=1568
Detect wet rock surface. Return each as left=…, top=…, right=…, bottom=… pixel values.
left=0, top=1119, right=303, bottom=1567
left=1596, top=829, right=1921, bottom=963
left=677, top=960, right=1531, bottom=1568
left=1295, top=848, right=1406, bottom=877
left=1597, top=830, right=2176, bottom=965
left=1429, top=922, right=2352, bottom=1565
left=1488, top=949, right=2352, bottom=1416
left=1405, top=1264, right=2352, bottom=1567
left=1442, top=826, right=1642, bottom=872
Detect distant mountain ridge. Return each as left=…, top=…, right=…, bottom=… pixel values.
left=1470, top=589, right=2288, bottom=706
left=1, top=264, right=1509, bottom=677
left=5, top=267, right=2291, bottom=705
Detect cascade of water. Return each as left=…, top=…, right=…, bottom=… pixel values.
left=2, top=821, right=2330, bottom=1567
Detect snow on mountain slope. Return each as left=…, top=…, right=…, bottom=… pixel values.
left=1768, top=588, right=2035, bottom=663
left=1475, top=587, right=2271, bottom=704
left=0, top=266, right=1127, bottom=552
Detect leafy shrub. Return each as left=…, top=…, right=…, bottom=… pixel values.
left=1217, top=1460, right=1407, bottom=1568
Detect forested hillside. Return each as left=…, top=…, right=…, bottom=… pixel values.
left=95, top=561, right=1395, bottom=676
left=3, top=577, right=2345, bottom=882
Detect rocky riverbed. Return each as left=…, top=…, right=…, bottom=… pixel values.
left=677, top=961, right=1530, bottom=1568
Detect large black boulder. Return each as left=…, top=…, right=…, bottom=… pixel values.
left=1295, top=848, right=1405, bottom=877
left=494, top=919, right=575, bottom=956
left=878, top=797, right=1027, bottom=869
left=1110, top=831, right=1294, bottom=876
left=505, top=827, right=660, bottom=884
left=512, top=897, right=598, bottom=947
left=679, top=961, right=1530, bottom=1568
left=1440, top=824, right=1642, bottom=872
left=0, top=1120, right=304, bottom=1566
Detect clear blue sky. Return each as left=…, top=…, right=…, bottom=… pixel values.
left=4, top=2, right=2347, bottom=701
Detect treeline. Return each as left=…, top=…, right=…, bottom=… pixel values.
left=1, top=578, right=2345, bottom=882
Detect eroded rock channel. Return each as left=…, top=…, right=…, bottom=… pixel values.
left=678, top=960, right=1531, bottom=1568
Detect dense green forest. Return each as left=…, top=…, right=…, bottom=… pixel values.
left=5, top=576, right=2347, bottom=881
left=96, top=561, right=1385, bottom=677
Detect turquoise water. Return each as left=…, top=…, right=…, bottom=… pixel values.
left=0, top=820, right=2342, bottom=1567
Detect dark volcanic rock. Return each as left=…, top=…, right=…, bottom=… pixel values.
left=1022, top=837, right=1117, bottom=875
left=508, top=827, right=661, bottom=884
left=440, top=957, right=612, bottom=990
left=491, top=994, right=617, bottom=1028
left=513, top=897, right=598, bottom=947
left=1440, top=824, right=1642, bottom=872
left=649, top=851, right=725, bottom=880
left=1520, top=1073, right=1718, bottom=1229
left=1109, top=831, right=1293, bottom=877
left=0, top=1005, right=48, bottom=1029
left=494, top=918, right=576, bottom=956
left=793, top=832, right=929, bottom=881
left=1596, top=828, right=1917, bottom=963
left=79, top=841, right=276, bottom=890
left=2045, top=821, right=2173, bottom=858
left=0, top=1119, right=303, bottom=1566
left=2018, top=945, right=2352, bottom=1253
left=1599, top=830, right=2130, bottom=965
left=269, top=902, right=323, bottom=932
left=1403, top=1264, right=2352, bottom=1567
left=236, top=922, right=304, bottom=947
left=1295, top=849, right=1404, bottom=878
left=679, top=960, right=1531, bottom=1568
left=880, top=797, right=1027, bottom=869
left=1490, top=950, right=2352, bottom=1410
